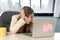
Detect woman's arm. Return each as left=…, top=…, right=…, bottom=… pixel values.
left=10, top=15, right=26, bottom=34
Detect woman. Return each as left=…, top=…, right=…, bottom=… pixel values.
left=10, top=6, right=34, bottom=34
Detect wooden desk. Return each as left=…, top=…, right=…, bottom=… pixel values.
left=0, top=33, right=60, bottom=40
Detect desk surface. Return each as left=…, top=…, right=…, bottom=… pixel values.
left=0, top=33, right=60, bottom=40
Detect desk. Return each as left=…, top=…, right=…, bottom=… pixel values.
left=0, top=33, right=60, bottom=40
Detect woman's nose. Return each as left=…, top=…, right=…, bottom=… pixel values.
left=29, top=18, right=31, bottom=22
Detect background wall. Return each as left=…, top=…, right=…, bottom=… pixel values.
left=54, top=0, right=60, bottom=17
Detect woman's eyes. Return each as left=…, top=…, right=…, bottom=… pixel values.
left=31, top=17, right=33, bottom=18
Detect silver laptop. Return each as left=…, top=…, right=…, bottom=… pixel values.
left=32, top=17, right=57, bottom=38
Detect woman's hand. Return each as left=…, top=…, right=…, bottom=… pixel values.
left=20, top=13, right=29, bottom=24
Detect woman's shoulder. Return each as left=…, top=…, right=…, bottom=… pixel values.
left=12, top=14, right=21, bottom=19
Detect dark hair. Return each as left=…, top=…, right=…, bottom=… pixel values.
left=22, top=6, right=34, bottom=17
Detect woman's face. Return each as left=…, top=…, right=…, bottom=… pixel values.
left=21, top=9, right=34, bottom=24
left=25, top=14, right=34, bottom=24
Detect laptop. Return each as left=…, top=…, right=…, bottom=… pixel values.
left=32, top=17, right=57, bottom=38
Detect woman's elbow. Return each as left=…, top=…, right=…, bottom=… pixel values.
left=10, top=27, right=16, bottom=34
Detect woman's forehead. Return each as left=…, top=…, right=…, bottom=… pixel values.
left=29, top=14, right=34, bottom=17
